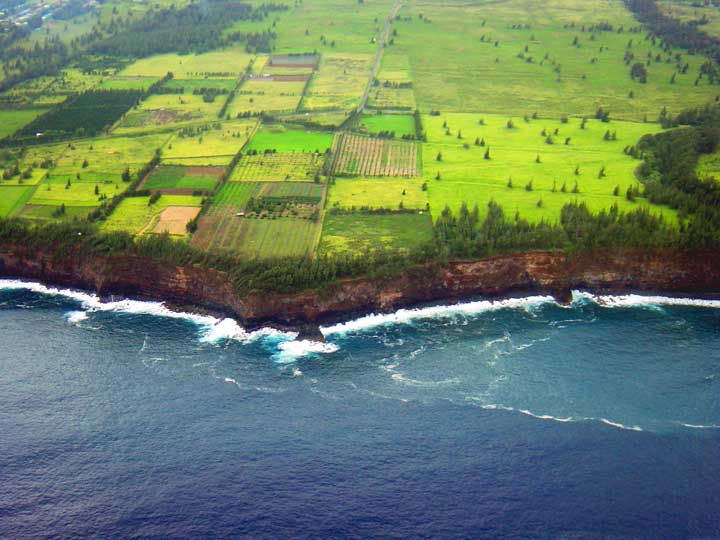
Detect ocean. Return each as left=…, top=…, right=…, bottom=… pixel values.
left=1, top=279, right=719, bottom=540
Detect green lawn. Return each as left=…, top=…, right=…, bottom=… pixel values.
left=319, top=212, right=434, bottom=254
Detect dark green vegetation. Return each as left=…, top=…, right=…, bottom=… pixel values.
left=1, top=0, right=720, bottom=296
left=9, top=90, right=143, bottom=143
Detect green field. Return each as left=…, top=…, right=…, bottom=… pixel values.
left=142, top=166, right=221, bottom=192
left=101, top=195, right=203, bottom=234
left=303, top=53, right=373, bottom=111
left=212, top=182, right=260, bottom=208
left=320, top=212, right=434, bottom=254
left=422, top=112, right=674, bottom=222
left=360, top=114, right=416, bottom=137
left=230, top=153, right=325, bottom=182
left=0, top=186, right=36, bottom=217
left=0, top=109, right=48, bottom=139
left=392, top=0, right=716, bottom=120
left=245, top=125, right=334, bottom=153
left=327, top=177, right=427, bottom=210
left=120, top=49, right=254, bottom=79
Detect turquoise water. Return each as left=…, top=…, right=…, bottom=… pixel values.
left=1, top=280, right=719, bottom=539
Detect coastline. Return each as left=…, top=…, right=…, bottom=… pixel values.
left=1, top=244, right=720, bottom=333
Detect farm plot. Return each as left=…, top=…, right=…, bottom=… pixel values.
left=152, top=206, right=201, bottom=235
left=302, top=53, right=373, bottom=111
left=19, top=205, right=93, bottom=222
left=162, top=120, right=256, bottom=166
left=360, top=114, right=416, bottom=138
left=319, top=213, right=434, bottom=255
left=268, top=54, right=318, bottom=69
left=102, top=195, right=203, bottom=234
left=0, top=186, right=36, bottom=217
left=327, top=177, right=427, bottom=210
left=226, top=80, right=306, bottom=117
left=0, top=109, right=49, bottom=140
left=141, top=166, right=222, bottom=193
left=367, top=86, right=416, bottom=111
left=330, top=132, right=419, bottom=177
left=211, top=182, right=259, bottom=209
left=230, top=153, right=325, bottom=182
left=126, top=94, right=223, bottom=127
left=245, top=125, right=334, bottom=153
left=119, top=49, right=254, bottom=79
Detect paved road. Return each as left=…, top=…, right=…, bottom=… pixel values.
left=357, top=0, right=403, bottom=113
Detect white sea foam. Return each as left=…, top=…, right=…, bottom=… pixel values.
left=321, top=295, right=556, bottom=336
left=679, top=422, right=720, bottom=430
left=573, top=291, right=720, bottom=310
left=65, top=310, right=88, bottom=324
left=599, top=418, right=643, bottom=432
left=274, top=339, right=339, bottom=363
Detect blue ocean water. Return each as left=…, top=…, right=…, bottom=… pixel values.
left=1, top=281, right=719, bottom=540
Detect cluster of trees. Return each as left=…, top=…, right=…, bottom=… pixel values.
left=624, top=0, right=720, bottom=65
left=88, top=2, right=285, bottom=57
left=8, top=90, right=144, bottom=145
left=0, top=36, right=68, bottom=93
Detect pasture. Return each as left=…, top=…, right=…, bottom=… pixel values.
left=245, top=125, right=334, bottom=153
left=162, top=120, right=255, bottom=166
left=422, top=112, right=674, bottom=222
left=392, top=0, right=718, bottom=119
left=319, top=212, right=434, bottom=255
left=302, top=53, right=373, bottom=111
left=141, top=166, right=222, bottom=192
left=327, top=177, right=427, bottom=210
left=360, top=114, right=416, bottom=137
left=120, top=49, right=254, bottom=79
left=227, top=80, right=306, bottom=116
left=0, top=109, right=49, bottom=140
left=0, top=186, right=36, bottom=217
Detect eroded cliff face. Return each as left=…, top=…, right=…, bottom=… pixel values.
left=0, top=243, right=719, bottom=328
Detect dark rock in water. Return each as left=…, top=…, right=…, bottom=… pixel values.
left=296, top=324, right=325, bottom=342
left=552, top=287, right=573, bottom=305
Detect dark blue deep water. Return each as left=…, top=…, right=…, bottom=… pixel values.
left=1, top=280, right=719, bottom=540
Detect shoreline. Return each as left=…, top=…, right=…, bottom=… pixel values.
left=2, top=246, right=720, bottom=335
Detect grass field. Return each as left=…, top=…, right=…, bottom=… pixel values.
left=120, top=49, right=254, bottom=79
left=422, top=112, right=674, bottom=222
left=0, top=186, right=36, bottom=217
left=142, top=166, right=221, bottom=192
left=130, top=94, right=224, bottom=125
left=95, top=77, right=158, bottom=91
left=392, top=0, right=718, bottom=119
left=302, top=53, right=373, bottom=111
left=227, top=80, right=306, bottom=116
left=162, top=120, right=256, bottom=166
left=327, top=177, right=428, bottom=210
left=0, top=109, right=49, bottom=139
left=102, top=195, right=203, bottom=234
left=230, top=153, right=325, bottom=182
left=19, top=204, right=93, bottom=221
left=319, top=212, right=434, bottom=254
left=360, top=114, right=416, bottom=137
left=212, top=182, right=259, bottom=208
left=245, top=125, right=334, bottom=153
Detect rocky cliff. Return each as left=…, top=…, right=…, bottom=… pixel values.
left=1, top=243, right=719, bottom=329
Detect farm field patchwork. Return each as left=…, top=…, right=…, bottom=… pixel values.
left=101, top=195, right=203, bottom=234
left=422, top=112, right=674, bottom=222
left=227, top=80, right=306, bottom=117
left=330, top=132, right=419, bottom=177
